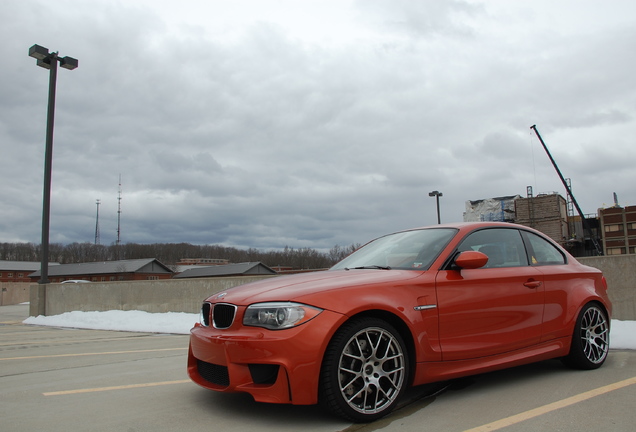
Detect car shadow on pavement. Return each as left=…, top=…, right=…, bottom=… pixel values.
left=188, top=387, right=349, bottom=427
left=186, top=379, right=452, bottom=428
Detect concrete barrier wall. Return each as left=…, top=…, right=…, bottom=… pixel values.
left=29, top=275, right=276, bottom=317
left=579, top=255, right=636, bottom=321
left=28, top=255, right=635, bottom=320
left=1, top=283, right=31, bottom=306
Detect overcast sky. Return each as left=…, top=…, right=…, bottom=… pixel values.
left=1, top=0, right=634, bottom=252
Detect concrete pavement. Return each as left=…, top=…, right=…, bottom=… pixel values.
left=2, top=304, right=635, bottom=432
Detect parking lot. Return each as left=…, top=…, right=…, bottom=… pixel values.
left=2, top=303, right=635, bottom=432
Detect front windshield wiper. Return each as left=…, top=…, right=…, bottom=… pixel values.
left=344, top=265, right=392, bottom=271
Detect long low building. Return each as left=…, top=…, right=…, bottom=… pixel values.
left=174, top=262, right=277, bottom=279
left=1, top=261, right=59, bottom=283
left=28, top=258, right=174, bottom=283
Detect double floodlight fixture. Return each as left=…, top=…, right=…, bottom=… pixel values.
left=428, top=190, right=443, bottom=224
left=28, top=44, right=78, bottom=70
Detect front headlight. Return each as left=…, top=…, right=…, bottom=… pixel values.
left=243, top=302, right=322, bottom=330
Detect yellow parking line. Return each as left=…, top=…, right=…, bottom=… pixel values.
left=0, top=347, right=186, bottom=361
left=43, top=380, right=191, bottom=396
left=463, top=376, right=636, bottom=432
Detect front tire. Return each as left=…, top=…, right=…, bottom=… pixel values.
left=563, top=303, right=610, bottom=370
left=319, top=317, right=409, bottom=422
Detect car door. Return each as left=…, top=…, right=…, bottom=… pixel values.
left=520, top=230, right=572, bottom=342
left=435, top=227, right=545, bottom=361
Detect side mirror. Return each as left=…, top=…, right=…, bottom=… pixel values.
left=454, top=251, right=488, bottom=269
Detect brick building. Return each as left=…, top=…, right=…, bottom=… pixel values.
left=28, top=258, right=173, bottom=283
left=598, top=205, right=636, bottom=255
left=0, top=261, right=59, bottom=283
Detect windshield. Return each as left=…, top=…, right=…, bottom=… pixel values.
left=331, top=228, right=457, bottom=271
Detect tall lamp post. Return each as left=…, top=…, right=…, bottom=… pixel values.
left=429, top=190, right=443, bottom=224
left=28, top=44, right=78, bottom=284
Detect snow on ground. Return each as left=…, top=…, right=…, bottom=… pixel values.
left=24, top=310, right=198, bottom=335
left=608, top=320, right=636, bottom=350
left=22, top=310, right=636, bottom=350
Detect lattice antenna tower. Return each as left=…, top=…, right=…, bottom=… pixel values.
left=94, top=199, right=101, bottom=245
left=116, top=174, right=122, bottom=246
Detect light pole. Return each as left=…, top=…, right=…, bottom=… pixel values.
left=28, top=44, right=78, bottom=284
left=429, top=190, right=443, bottom=224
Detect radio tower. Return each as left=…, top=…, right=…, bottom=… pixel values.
left=94, top=199, right=101, bottom=245
left=116, top=175, right=122, bottom=247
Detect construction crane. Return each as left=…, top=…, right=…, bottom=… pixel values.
left=530, top=125, right=602, bottom=255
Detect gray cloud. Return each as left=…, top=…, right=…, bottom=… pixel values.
left=2, top=0, right=635, bottom=252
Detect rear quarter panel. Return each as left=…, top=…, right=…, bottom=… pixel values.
left=535, top=260, right=611, bottom=342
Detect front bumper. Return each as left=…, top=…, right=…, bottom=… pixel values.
left=188, top=309, right=344, bottom=405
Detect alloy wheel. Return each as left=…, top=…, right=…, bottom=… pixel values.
left=579, top=305, right=609, bottom=364
left=337, top=326, right=406, bottom=415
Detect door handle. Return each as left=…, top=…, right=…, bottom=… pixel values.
left=523, top=280, right=542, bottom=289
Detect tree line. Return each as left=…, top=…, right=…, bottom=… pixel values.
left=0, top=241, right=361, bottom=270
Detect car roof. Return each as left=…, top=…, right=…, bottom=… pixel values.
left=396, top=222, right=542, bottom=236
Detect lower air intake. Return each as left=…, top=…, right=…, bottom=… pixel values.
left=197, top=359, right=230, bottom=387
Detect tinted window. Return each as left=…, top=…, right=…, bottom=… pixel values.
left=457, top=228, right=527, bottom=268
left=523, top=231, right=566, bottom=265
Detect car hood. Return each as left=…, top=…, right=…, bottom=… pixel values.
left=207, top=269, right=422, bottom=307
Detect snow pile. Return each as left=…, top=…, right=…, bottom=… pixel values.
left=608, top=320, right=636, bottom=350
left=24, top=310, right=198, bottom=335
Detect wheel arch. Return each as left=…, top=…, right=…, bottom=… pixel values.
left=586, top=299, right=610, bottom=317
left=579, top=299, right=612, bottom=332
left=570, top=298, right=611, bottom=329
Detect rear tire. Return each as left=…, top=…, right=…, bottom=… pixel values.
left=563, top=303, right=609, bottom=370
left=319, top=317, right=409, bottom=422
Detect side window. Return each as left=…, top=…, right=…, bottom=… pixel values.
left=523, top=232, right=566, bottom=265
left=457, top=228, right=527, bottom=268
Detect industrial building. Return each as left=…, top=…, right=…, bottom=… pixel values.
left=464, top=189, right=607, bottom=257
left=599, top=205, right=636, bottom=255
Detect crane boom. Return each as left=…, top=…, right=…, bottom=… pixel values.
left=530, top=125, right=602, bottom=255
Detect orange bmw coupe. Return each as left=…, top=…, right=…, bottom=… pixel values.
left=188, top=222, right=611, bottom=422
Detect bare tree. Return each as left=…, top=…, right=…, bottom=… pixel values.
left=1, top=240, right=362, bottom=269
